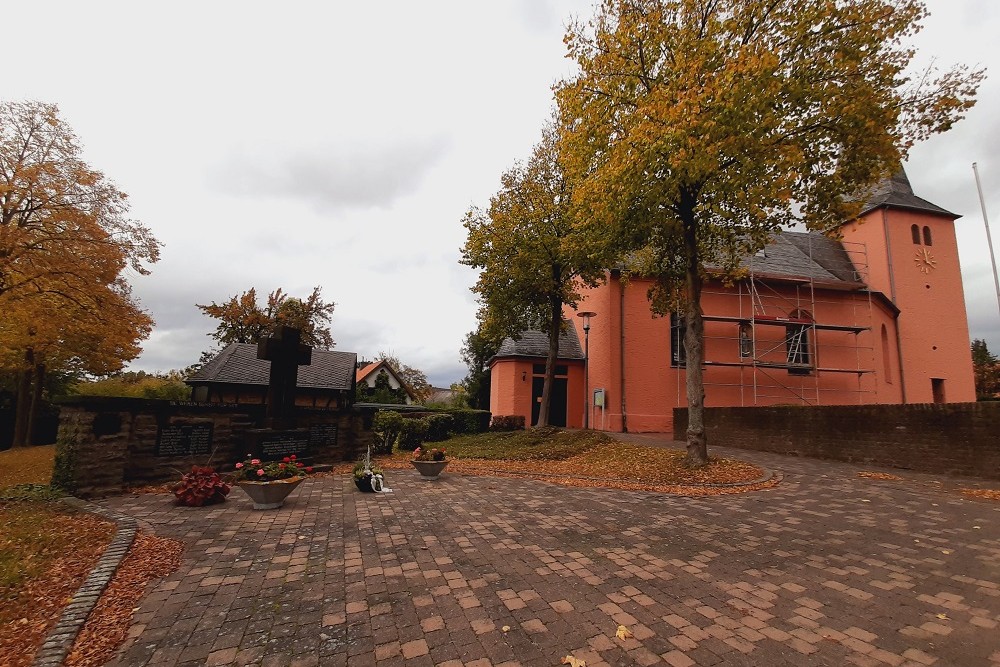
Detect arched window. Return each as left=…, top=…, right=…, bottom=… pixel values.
left=923, top=226, right=932, bottom=246
left=911, top=224, right=921, bottom=244
left=785, top=309, right=813, bottom=375
left=670, top=313, right=686, bottom=367
left=739, top=321, right=753, bottom=358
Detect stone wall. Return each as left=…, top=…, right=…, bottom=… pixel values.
left=55, top=397, right=374, bottom=497
left=673, top=402, right=1000, bottom=480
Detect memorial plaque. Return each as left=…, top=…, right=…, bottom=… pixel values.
left=155, top=424, right=213, bottom=457
left=250, top=429, right=311, bottom=460
left=309, top=424, right=339, bottom=448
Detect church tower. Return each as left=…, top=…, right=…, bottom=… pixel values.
left=839, top=167, right=976, bottom=403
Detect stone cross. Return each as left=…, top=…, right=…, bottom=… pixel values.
left=257, top=325, right=312, bottom=429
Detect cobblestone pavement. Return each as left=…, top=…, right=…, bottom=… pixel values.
left=99, top=449, right=1000, bottom=667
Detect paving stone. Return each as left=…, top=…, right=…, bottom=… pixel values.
left=95, top=446, right=1000, bottom=667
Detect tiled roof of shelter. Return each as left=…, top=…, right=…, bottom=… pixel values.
left=858, top=166, right=956, bottom=218
left=494, top=326, right=585, bottom=361
left=187, top=343, right=357, bottom=390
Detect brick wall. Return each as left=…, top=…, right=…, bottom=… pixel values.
left=673, top=402, right=1000, bottom=480
left=55, top=397, right=373, bottom=497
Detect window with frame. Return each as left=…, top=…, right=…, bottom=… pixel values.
left=922, top=225, right=932, bottom=246
left=911, top=224, right=921, bottom=244
left=738, top=322, right=753, bottom=358
left=670, top=313, right=686, bottom=367
left=785, top=310, right=813, bottom=375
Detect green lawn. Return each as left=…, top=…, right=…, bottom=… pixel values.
left=424, top=427, right=616, bottom=461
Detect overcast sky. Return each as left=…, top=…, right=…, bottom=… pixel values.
left=5, top=0, right=999, bottom=387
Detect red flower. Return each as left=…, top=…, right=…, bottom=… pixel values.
left=296, top=462, right=304, bottom=468
left=283, top=456, right=291, bottom=463
left=306, top=467, right=314, bottom=473
left=279, top=463, right=287, bottom=469
left=290, top=455, right=297, bottom=461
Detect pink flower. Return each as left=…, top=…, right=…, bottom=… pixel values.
left=235, top=462, right=243, bottom=469
left=251, top=459, right=261, bottom=465
left=256, top=469, right=265, bottom=476
left=306, top=467, right=313, bottom=473
left=290, top=455, right=297, bottom=461
left=279, top=463, right=287, bottom=469
left=283, top=456, right=291, bottom=463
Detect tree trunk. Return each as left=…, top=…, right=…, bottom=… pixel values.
left=681, top=200, right=709, bottom=467
left=536, top=292, right=563, bottom=428
left=26, top=363, right=45, bottom=446
left=12, top=348, right=34, bottom=447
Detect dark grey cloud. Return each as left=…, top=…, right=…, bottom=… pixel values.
left=210, top=135, right=451, bottom=212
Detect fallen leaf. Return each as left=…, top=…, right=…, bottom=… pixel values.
left=936, top=613, right=949, bottom=620
left=502, top=625, right=511, bottom=633
left=615, top=625, right=634, bottom=640
left=562, top=656, right=586, bottom=667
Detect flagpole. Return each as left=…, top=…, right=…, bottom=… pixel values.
left=973, top=162, right=1000, bottom=319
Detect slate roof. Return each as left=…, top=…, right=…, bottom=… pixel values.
left=493, top=326, right=585, bottom=361
left=741, top=231, right=862, bottom=284
left=858, top=166, right=957, bottom=218
left=187, top=343, right=357, bottom=391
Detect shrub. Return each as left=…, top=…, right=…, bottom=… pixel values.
left=447, top=409, right=491, bottom=434
left=372, top=410, right=404, bottom=454
left=425, top=414, right=454, bottom=442
left=490, top=415, right=526, bottom=431
left=173, top=466, right=231, bottom=507
left=398, top=417, right=430, bottom=450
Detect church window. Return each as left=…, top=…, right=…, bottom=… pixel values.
left=670, top=313, right=686, bottom=367
left=739, top=322, right=753, bottom=358
left=785, top=310, right=812, bottom=375
left=911, top=224, right=921, bottom=244
left=923, top=226, right=932, bottom=246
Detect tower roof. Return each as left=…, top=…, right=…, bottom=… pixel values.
left=859, top=166, right=957, bottom=218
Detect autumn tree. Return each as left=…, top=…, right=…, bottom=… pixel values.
left=972, top=339, right=1000, bottom=401
left=556, top=0, right=982, bottom=464
left=197, top=286, right=336, bottom=350
left=461, top=121, right=608, bottom=427
left=459, top=328, right=502, bottom=410
left=0, top=101, right=160, bottom=445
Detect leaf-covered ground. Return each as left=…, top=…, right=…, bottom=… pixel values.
left=66, top=532, right=184, bottom=667
left=0, top=444, right=55, bottom=490
left=329, top=428, right=774, bottom=495
left=0, top=501, right=114, bottom=667
left=0, top=445, right=183, bottom=667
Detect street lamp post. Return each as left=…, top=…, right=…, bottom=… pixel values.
left=577, top=311, right=597, bottom=430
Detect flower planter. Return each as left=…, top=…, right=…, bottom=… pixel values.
left=238, top=477, right=304, bottom=509
left=411, top=460, right=449, bottom=480
left=354, top=475, right=376, bottom=492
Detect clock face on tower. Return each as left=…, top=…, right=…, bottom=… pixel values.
left=914, top=247, right=936, bottom=274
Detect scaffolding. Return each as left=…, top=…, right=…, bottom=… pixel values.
left=685, top=236, right=877, bottom=407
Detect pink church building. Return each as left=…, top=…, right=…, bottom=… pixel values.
left=489, top=169, right=977, bottom=432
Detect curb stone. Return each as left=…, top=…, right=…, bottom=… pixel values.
left=32, top=497, right=138, bottom=667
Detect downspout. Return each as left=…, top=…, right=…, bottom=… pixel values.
left=619, top=273, right=628, bottom=433
left=882, top=208, right=907, bottom=403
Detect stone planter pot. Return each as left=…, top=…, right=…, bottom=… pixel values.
left=238, top=477, right=304, bottom=509
left=411, top=460, right=449, bottom=480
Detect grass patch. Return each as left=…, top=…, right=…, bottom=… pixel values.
left=326, top=428, right=772, bottom=494
left=439, top=427, right=615, bottom=461
left=0, top=445, right=56, bottom=491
